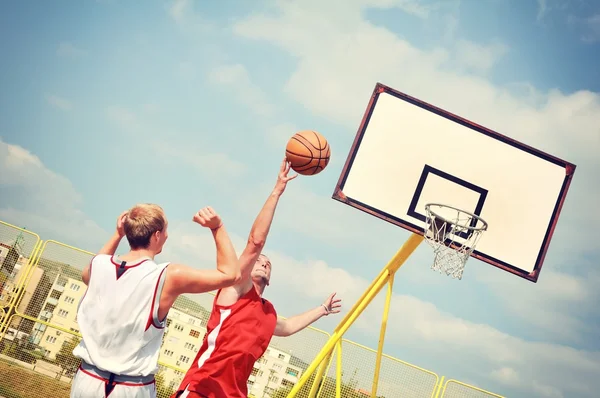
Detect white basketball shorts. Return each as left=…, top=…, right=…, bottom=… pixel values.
left=70, top=362, right=157, bottom=398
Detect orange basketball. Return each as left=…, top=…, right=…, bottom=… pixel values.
left=285, top=130, right=331, bottom=176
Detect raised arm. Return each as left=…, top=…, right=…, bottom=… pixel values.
left=82, top=211, right=127, bottom=285
left=162, top=207, right=241, bottom=298
left=274, top=293, right=342, bottom=337
left=236, top=158, right=297, bottom=291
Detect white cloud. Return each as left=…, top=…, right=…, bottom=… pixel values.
left=45, top=94, right=73, bottom=111
left=473, top=265, right=599, bottom=344
left=208, top=64, right=276, bottom=117
left=0, top=138, right=105, bottom=250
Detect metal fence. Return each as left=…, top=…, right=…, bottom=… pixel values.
left=0, top=220, right=504, bottom=398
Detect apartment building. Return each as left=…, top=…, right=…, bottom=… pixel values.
left=0, top=250, right=45, bottom=341
left=0, top=243, right=32, bottom=306
left=248, top=346, right=304, bottom=397
left=33, top=273, right=85, bottom=359
left=157, top=299, right=211, bottom=391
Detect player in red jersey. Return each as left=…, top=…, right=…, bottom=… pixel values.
left=172, top=158, right=342, bottom=398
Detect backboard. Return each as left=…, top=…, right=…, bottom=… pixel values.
left=333, top=83, right=576, bottom=282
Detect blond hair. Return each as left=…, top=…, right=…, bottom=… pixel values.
left=124, top=204, right=167, bottom=249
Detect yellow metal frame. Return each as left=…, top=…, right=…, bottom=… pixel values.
left=288, top=233, right=424, bottom=397
left=438, top=379, right=505, bottom=398
left=0, top=220, right=42, bottom=338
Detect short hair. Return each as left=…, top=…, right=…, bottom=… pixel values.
left=123, top=204, right=167, bottom=249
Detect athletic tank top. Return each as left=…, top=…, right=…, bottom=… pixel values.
left=177, top=286, right=278, bottom=397
left=72, top=254, right=170, bottom=377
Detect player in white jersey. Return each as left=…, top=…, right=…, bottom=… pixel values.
left=70, top=204, right=241, bottom=398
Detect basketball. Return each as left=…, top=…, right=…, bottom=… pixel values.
left=285, top=130, right=331, bottom=176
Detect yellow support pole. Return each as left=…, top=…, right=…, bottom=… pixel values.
left=371, top=273, right=395, bottom=397
left=307, top=350, right=333, bottom=398
left=288, top=233, right=424, bottom=397
left=336, top=340, right=342, bottom=398
left=0, top=239, right=43, bottom=338
left=434, top=376, right=445, bottom=398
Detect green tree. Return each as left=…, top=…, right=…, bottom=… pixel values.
left=55, top=336, right=81, bottom=378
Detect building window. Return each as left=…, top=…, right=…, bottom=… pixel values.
left=173, top=324, right=184, bottom=332
left=164, top=350, right=174, bottom=357
left=278, top=354, right=285, bottom=360
left=58, top=309, right=69, bottom=318
left=70, top=283, right=80, bottom=291
left=286, top=368, right=298, bottom=377
left=282, top=379, right=295, bottom=387
left=64, top=296, right=75, bottom=304
left=179, top=355, right=190, bottom=364
left=189, top=329, right=200, bottom=338
left=45, top=336, right=57, bottom=344
left=184, top=343, right=196, bottom=351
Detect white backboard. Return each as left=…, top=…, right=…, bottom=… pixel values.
left=333, top=83, right=576, bottom=282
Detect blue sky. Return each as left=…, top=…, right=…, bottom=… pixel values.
left=1, top=0, right=599, bottom=397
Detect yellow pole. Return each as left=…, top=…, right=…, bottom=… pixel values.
left=371, top=273, right=395, bottom=397
left=0, top=239, right=42, bottom=337
left=336, top=340, right=342, bottom=398
left=307, top=350, right=333, bottom=398
left=434, top=376, right=445, bottom=398
left=288, top=233, right=424, bottom=397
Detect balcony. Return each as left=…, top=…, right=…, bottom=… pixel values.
left=33, top=323, right=47, bottom=332
left=53, top=284, right=65, bottom=293
left=40, top=310, right=53, bottom=320
left=47, top=297, right=59, bottom=306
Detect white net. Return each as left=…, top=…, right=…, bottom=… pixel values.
left=424, top=204, right=488, bottom=280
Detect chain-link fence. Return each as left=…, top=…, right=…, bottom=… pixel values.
left=0, top=222, right=505, bottom=398
left=0, top=221, right=41, bottom=338
left=439, top=379, right=504, bottom=398
left=308, top=339, right=440, bottom=398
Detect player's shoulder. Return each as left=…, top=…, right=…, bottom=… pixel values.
left=91, top=253, right=111, bottom=263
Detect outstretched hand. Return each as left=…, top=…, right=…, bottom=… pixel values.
left=273, top=157, right=298, bottom=196
left=322, top=292, right=342, bottom=316
left=193, top=206, right=223, bottom=230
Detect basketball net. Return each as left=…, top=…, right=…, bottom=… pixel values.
left=424, top=204, right=488, bottom=280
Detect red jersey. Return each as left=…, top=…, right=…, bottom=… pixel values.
left=173, top=286, right=277, bottom=398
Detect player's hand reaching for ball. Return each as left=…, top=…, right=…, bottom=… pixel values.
left=273, top=157, right=298, bottom=196
left=193, top=207, right=223, bottom=231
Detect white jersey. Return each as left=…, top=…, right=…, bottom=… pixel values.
left=73, top=254, right=170, bottom=377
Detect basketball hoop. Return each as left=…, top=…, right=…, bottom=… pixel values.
left=424, top=204, right=488, bottom=280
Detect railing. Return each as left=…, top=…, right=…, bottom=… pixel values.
left=0, top=219, right=504, bottom=398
